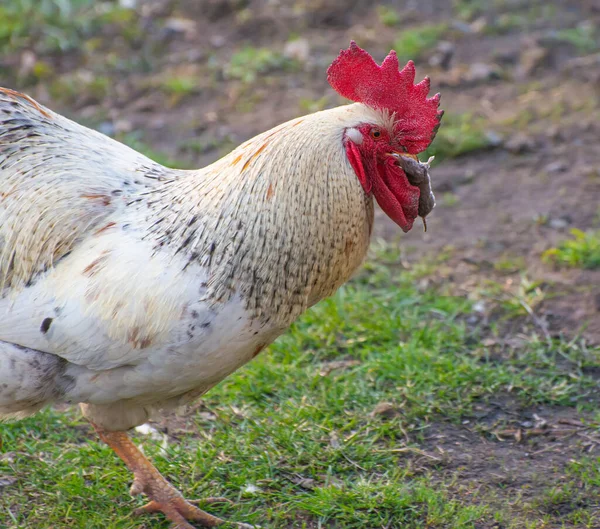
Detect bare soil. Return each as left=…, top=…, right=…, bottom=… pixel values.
left=417, top=397, right=600, bottom=514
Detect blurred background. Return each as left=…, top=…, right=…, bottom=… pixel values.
left=1, top=2, right=600, bottom=528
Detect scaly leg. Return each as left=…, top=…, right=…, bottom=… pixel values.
left=90, top=423, right=253, bottom=529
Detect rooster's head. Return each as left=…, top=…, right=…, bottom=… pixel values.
left=327, top=42, right=443, bottom=232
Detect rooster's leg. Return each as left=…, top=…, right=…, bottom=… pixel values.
left=91, top=423, right=253, bottom=529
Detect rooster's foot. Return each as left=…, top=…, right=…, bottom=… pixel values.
left=133, top=496, right=253, bottom=529
left=131, top=479, right=253, bottom=528
left=90, top=422, right=254, bottom=529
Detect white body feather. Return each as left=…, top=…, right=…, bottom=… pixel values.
left=0, top=89, right=389, bottom=430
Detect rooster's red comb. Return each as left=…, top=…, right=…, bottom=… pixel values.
left=327, top=41, right=443, bottom=154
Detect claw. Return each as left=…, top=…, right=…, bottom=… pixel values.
left=133, top=500, right=162, bottom=515
left=129, top=477, right=145, bottom=496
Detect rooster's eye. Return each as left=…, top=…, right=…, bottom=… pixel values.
left=370, top=129, right=382, bottom=140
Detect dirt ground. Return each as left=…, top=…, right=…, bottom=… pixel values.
left=1, top=0, right=599, bottom=527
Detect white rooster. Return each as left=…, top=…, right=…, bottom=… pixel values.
left=0, top=43, right=441, bottom=528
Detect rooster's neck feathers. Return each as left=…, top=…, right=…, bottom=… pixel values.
left=140, top=104, right=381, bottom=323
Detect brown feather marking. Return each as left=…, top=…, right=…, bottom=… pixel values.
left=83, top=251, right=111, bottom=277
left=231, top=153, right=243, bottom=166
left=128, top=327, right=153, bottom=349
left=85, top=285, right=101, bottom=303
left=242, top=142, right=269, bottom=172
left=94, top=222, right=116, bottom=236
left=0, top=87, right=52, bottom=118
left=81, top=194, right=111, bottom=206
left=344, top=238, right=355, bottom=257
left=266, top=183, right=274, bottom=201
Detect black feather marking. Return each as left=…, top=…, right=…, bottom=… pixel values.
left=40, top=318, right=53, bottom=334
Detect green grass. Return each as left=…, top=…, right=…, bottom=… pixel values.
left=160, top=76, right=198, bottom=96
left=425, top=112, right=494, bottom=161
left=543, top=229, right=600, bottom=270
left=0, top=0, right=92, bottom=53
left=298, top=96, right=329, bottom=114
left=377, top=6, right=401, bottom=27
left=474, top=3, right=559, bottom=35
left=117, top=132, right=195, bottom=170
left=554, top=24, right=598, bottom=53
left=452, top=0, right=488, bottom=22
left=1, top=249, right=599, bottom=528
left=48, top=73, right=111, bottom=103
left=0, top=0, right=134, bottom=55
left=394, top=24, right=448, bottom=63
left=493, top=255, right=527, bottom=274
left=225, top=47, right=297, bottom=84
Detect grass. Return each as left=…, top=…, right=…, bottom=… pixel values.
left=225, top=47, right=297, bottom=84
left=452, top=0, right=488, bottom=22
left=118, top=132, right=195, bottom=170
left=160, top=76, right=198, bottom=96
left=424, top=112, right=494, bottom=162
left=0, top=0, right=135, bottom=55
left=377, top=6, right=401, bottom=27
left=394, top=23, right=448, bottom=63
left=493, top=255, right=527, bottom=275
left=1, top=248, right=599, bottom=528
left=553, top=23, right=598, bottom=54
left=479, top=3, right=559, bottom=35
left=0, top=0, right=93, bottom=53
left=298, top=96, right=329, bottom=114
left=48, top=73, right=111, bottom=103
left=480, top=274, right=546, bottom=320
left=542, top=229, right=600, bottom=270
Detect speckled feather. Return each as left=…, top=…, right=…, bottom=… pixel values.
left=0, top=89, right=389, bottom=430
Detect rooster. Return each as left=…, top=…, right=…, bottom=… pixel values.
left=0, top=43, right=441, bottom=528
